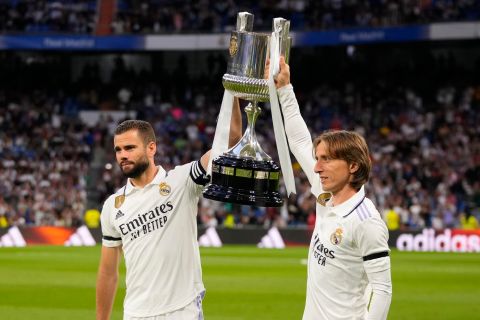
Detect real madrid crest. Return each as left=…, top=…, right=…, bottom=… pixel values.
left=159, top=182, right=171, bottom=196
left=317, top=192, right=331, bottom=206
left=114, top=195, right=125, bottom=209
left=330, top=228, right=343, bottom=245
left=229, top=34, right=238, bottom=57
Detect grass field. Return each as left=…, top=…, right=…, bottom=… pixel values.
left=0, top=245, right=479, bottom=319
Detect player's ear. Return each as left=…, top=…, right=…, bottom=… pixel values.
left=147, top=140, right=156, bottom=156
left=349, top=162, right=359, bottom=174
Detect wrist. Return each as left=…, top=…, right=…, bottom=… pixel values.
left=277, top=83, right=293, bottom=93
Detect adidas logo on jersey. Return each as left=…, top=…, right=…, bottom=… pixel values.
left=115, top=210, right=125, bottom=220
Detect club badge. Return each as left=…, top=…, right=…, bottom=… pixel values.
left=317, top=192, right=331, bottom=206
left=159, top=182, right=171, bottom=196
left=229, top=34, right=238, bottom=57
left=114, top=195, right=125, bottom=209
left=330, top=228, right=343, bottom=245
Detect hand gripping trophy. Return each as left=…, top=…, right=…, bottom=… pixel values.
left=203, top=12, right=295, bottom=207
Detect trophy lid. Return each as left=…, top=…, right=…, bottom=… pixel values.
left=272, top=17, right=290, bottom=35
left=236, top=12, right=254, bottom=32
left=273, top=17, right=291, bottom=63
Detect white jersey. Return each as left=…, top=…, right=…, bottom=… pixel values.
left=278, top=85, right=391, bottom=320
left=100, top=161, right=207, bottom=317
left=303, top=186, right=390, bottom=320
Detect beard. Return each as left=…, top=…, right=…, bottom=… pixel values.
left=120, top=157, right=150, bottom=178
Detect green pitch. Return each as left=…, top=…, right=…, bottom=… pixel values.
left=0, top=245, right=479, bottom=319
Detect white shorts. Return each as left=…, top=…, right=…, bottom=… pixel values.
left=124, top=292, right=204, bottom=320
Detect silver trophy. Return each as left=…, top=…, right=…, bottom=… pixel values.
left=203, top=12, right=291, bottom=207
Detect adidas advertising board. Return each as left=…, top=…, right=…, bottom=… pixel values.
left=0, top=226, right=96, bottom=246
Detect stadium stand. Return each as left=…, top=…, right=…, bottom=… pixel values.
left=109, top=0, right=480, bottom=34
left=0, top=0, right=97, bottom=34
left=0, top=2, right=479, bottom=231
left=1, top=0, right=480, bottom=34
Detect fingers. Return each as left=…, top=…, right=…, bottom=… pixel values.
left=264, top=59, right=270, bottom=79
left=279, top=56, right=288, bottom=69
left=266, top=56, right=286, bottom=68
left=279, top=56, right=289, bottom=76
left=266, top=57, right=286, bottom=70
left=265, top=56, right=288, bottom=82
left=279, top=56, right=288, bottom=72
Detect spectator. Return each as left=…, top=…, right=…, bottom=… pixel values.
left=0, top=44, right=479, bottom=230
left=460, top=207, right=479, bottom=230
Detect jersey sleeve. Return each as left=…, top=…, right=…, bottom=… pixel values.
left=353, top=203, right=392, bottom=320
left=360, top=218, right=392, bottom=320
left=189, top=160, right=210, bottom=186
left=353, top=213, right=390, bottom=262
left=278, top=84, right=323, bottom=197
left=365, top=259, right=392, bottom=320
left=187, top=160, right=210, bottom=196
left=100, top=196, right=122, bottom=247
left=353, top=203, right=392, bottom=319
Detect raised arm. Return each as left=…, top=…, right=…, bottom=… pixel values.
left=96, top=246, right=121, bottom=320
left=274, top=57, right=318, bottom=190
left=228, top=97, right=243, bottom=148
left=200, top=97, right=242, bottom=170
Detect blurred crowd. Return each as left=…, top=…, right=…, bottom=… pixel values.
left=1, top=0, right=480, bottom=34
left=111, top=0, right=480, bottom=34
left=0, top=0, right=96, bottom=34
left=0, top=90, right=92, bottom=227
left=0, top=43, right=479, bottom=230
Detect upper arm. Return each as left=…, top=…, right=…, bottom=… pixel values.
left=277, top=85, right=319, bottom=189
left=358, top=217, right=392, bottom=304
left=353, top=210, right=390, bottom=259
left=354, top=206, right=392, bottom=318
left=229, top=97, right=242, bottom=147
left=98, top=246, right=121, bottom=275
left=182, top=160, right=211, bottom=200
left=200, top=150, right=211, bottom=173
left=100, top=198, right=122, bottom=247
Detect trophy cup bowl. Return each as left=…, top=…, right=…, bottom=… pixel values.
left=203, top=12, right=291, bottom=207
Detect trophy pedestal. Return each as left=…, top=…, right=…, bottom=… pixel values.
left=203, top=155, right=283, bottom=207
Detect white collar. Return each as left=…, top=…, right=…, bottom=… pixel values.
left=117, top=165, right=167, bottom=196
left=327, top=185, right=366, bottom=218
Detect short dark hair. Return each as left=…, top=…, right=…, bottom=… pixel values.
left=313, top=130, right=371, bottom=190
left=114, top=120, right=156, bottom=145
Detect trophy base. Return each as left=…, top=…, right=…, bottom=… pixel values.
left=203, top=155, right=283, bottom=207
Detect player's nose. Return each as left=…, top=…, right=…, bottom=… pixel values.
left=117, top=150, right=128, bottom=160
left=314, top=160, right=323, bottom=174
